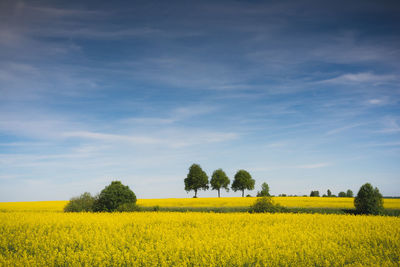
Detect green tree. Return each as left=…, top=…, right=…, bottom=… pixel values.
left=64, top=192, right=95, bottom=212
left=346, top=189, right=354, bottom=197
left=249, top=197, right=285, bottom=213
left=354, top=183, right=384, bottom=215
left=231, top=170, right=255, bottom=197
left=210, top=169, right=230, bottom=197
left=184, top=164, right=209, bottom=198
left=256, top=182, right=270, bottom=197
left=338, top=191, right=347, bottom=197
left=93, top=181, right=137, bottom=212
left=310, top=190, right=320, bottom=197
left=327, top=189, right=332, bottom=197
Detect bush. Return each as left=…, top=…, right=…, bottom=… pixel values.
left=64, top=192, right=95, bottom=212
left=93, top=181, right=137, bottom=212
left=354, top=183, right=384, bottom=215
left=249, top=197, right=285, bottom=213
left=338, top=191, right=347, bottom=197
left=346, top=189, right=354, bottom=197
left=256, top=182, right=270, bottom=197
left=116, top=202, right=141, bottom=212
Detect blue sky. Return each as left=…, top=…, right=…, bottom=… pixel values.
left=1, top=0, right=399, bottom=201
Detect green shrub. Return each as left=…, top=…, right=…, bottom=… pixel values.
left=64, top=192, right=95, bottom=212
left=310, top=190, right=320, bottom=197
left=249, top=197, right=285, bottom=213
left=93, top=181, right=137, bottom=212
left=354, top=183, right=384, bottom=215
left=256, top=182, right=270, bottom=197
left=116, top=202, right=141, bottom=212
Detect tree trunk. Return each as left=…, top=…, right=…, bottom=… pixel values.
left=242, top=190, right=244, bottom=197
left=194, top=189, right=197, bottom=198
left=218, top=189, right=220, bottom=198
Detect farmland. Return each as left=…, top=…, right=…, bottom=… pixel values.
left=1, top=197, right=400, bottom=212
left=1, top=199, right=400, bottom=266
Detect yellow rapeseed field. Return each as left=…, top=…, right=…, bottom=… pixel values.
left=1, top=211, right=399, bottom=266
left=138, top=196, right=400, bottom=209
left=1, top=197, right=399, bottom=212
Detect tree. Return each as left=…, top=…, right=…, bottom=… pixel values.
left=210, top=169, right=230, bottom=197
left=346, top=189, right=354, bottom=197
left=310, top=190, right=320, bottom=197
left=64, top=192, right=95, bottom=212
left=354, top=183, right=384, bottom=215
left=327, top=189, right=332, bottom=197
left=338, top=191, right=347, bottom=197
left=93, top=181, right=137, bottom=212
left=249, top=197, right=285, bottom=213
left=184, top=163, right=209, bottom=198
left=231, top=170, right=255, bottom=197
left=257, top=182, right=270, bottom=197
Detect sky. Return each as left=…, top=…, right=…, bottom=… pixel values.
left=0, top=0, right=400, bottom=201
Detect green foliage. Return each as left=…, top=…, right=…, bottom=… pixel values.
left=64, top=192, right=95, bottom=212
left=231, top=170, right=255, bottom=197
left=346, top=189, right=354, bottom=197
left=93, top=181, right=137, bottom=212
left=249, top=197, right=285, bottom=213
left=210, top=169, right=230, bottom=197
left=338, top=191, right=347, bottom=197
left=184, top=164, right=209, bottom=198
left=310, top=190, right=320, bottom=197
left=354, top=183, right=384, bottom=215
left=256, top=182, right=270, bottom=197
left=116, top=202, right=141, bottom=212
left=327, top=189, right=332, bottom=197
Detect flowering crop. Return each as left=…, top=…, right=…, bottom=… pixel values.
left=0, top=211, right=399, bottom=266
left=0, top=197, right=399, bottom=212
left=138, top=196, right=400, bottom=209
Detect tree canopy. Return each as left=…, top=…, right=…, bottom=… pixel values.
left=93, top=181, right=137, bottom=212
left=346, top=189, right=354, bottom=197
left=354, top=183, right=384, bottom=215
left=256, top=182, right=270, bottom=197
left=231, top=170, right=255, bottom=197
left=64, top=192, right=95, bottom=212
left=184, top=164, right=209, bottom=198
left=310, top=190, right=320, bottom=197
left=210, top=169, right=230, bottom=197
left=327, top=189, right=332, bottom=197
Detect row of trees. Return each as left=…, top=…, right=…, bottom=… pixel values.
left=251, top=183, right=384, bottom=215
left=65, top=180, right=384, bottom=215
left=310, top=189, right=354, bottom=197
left=184, top=164, right=258, bottom=197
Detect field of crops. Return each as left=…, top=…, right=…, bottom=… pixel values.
left=1, top=197, right=400, bottom=212
left=1, top=198, right=399, bottom=265
left=1, top=210, right=399, bottom=266
left=138, top=196, right=400, bottom=209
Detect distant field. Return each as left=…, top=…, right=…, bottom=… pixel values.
left=1, top=197, right=400, bottom=212
left=138, top=197, right=400, bottom=209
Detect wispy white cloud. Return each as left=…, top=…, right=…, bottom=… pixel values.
left=368, top=99, right=384, bottom=105
left=379, top=117, right=400, bottom=133
left=318, top=72, right=397, bottom=85
left=325, top=123, right=365, bottom=136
